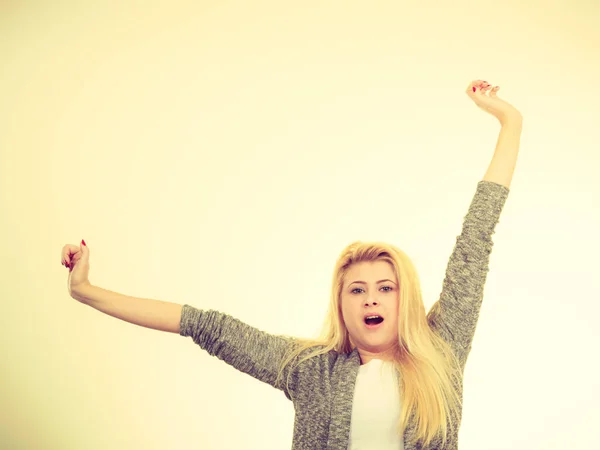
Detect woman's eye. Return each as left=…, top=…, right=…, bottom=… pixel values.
left=351, top=286, right=393, bottom=294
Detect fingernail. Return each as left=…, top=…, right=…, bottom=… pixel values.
left=472, top=87, right=476, bottom=92
left=82, top=239, right=86, bottom=246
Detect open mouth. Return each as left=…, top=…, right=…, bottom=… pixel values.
left=364, top=316, right=384, bottom=329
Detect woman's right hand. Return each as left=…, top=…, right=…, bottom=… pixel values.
left=61, top=240, right=91, bottom=301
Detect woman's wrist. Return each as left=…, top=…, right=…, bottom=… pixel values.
left=70, top=281, right=93, bottom=303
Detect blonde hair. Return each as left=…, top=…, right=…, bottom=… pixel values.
left=275, top=240, right=463, bottom=448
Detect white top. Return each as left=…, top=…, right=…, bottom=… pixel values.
left=347, top=358, right=405, bottom=450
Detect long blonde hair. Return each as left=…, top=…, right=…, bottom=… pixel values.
left=275, top=241, right=464, bottom=448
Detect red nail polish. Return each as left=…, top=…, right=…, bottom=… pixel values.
left=82, top=239, right=86, bottom=246
left=472, top=87, right=476, bottom=92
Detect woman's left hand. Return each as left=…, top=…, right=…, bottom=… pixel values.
left=466, top=80, right=522, bottom=125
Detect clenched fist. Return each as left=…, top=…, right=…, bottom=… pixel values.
left=61, top=240, right=91, bottom=301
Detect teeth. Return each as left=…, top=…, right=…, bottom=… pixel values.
left=366, top=315, right=380, bottom=319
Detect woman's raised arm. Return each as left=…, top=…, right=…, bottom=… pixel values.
left=62, top=240, right=182, bottom=333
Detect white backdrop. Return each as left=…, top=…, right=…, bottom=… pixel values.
left=1, top=0, right=599, bottom=449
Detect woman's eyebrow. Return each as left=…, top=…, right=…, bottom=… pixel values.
left=349, top=279, right=396, bottom=286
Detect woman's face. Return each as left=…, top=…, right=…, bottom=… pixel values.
left=340, top=260, right=400, bottom=364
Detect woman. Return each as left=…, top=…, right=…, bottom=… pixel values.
left=60, top=79, right=522, bottom=450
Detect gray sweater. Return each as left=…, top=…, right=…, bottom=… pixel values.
left=179, top=180, right=510, bottom=450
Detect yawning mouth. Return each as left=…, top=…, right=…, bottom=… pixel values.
left=364, top=315, right=384, bottom=325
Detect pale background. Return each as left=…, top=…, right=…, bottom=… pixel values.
left=1, top=0, right=599, bottom=449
